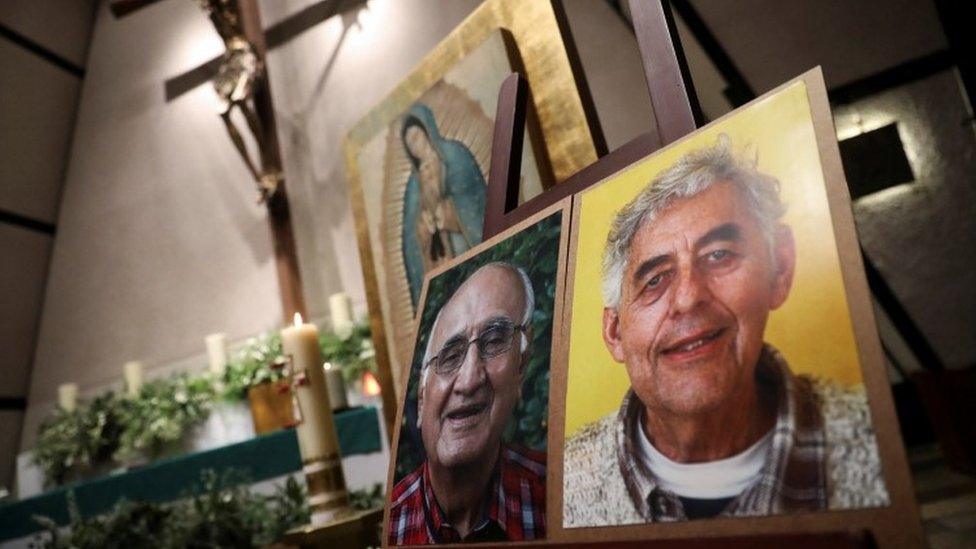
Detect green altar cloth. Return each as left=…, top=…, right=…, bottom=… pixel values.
left=0, top=405, right=381, bottom=542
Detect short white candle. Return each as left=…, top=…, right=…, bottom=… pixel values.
left=124, top=361, right=144, bottom=397
left=328, top=292, right=354, bottom=339
left=58, top=383, right=78, bottom=412
left=323, top=363, right=348, bottom=410
left=205, top=333, right=228, bottom=376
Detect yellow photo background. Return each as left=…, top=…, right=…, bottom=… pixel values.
left=565, top=82, right=863, bottom=438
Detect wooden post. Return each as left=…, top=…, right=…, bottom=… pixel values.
left=483, top=73, right=528, bottom=240
left=237, top=0, right=308, bottom=322
left=628, top=0, right=703, bottom=146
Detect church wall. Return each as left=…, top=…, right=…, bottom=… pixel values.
left=0, top=0, right=96, bottom=492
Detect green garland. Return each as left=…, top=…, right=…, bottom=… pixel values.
left=220, top=332, right=286, bottom=401
left=114, top=374, right=215, bottom=463
left=33, top=323, right=379, bottom=488
left=318, top=322, right=377, bottom=384
left=222, top=322, right=378, bottom=399
left=33, top=393, right=125, bottom=487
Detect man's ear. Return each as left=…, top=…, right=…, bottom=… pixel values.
left=517, top=327, right=532, bottom=400
left=770, top=225, right=796, bottom=310
left=416, top=374, right=425, bottom=430
left=603, top=307, right=627, bottom=363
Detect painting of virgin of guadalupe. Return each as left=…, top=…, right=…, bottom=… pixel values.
left=400, top=103, right=487, bottom=308
left=344, top=0, right=599, bottom=399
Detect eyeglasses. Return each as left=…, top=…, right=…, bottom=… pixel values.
left=427, top=319, right=526, bottom=376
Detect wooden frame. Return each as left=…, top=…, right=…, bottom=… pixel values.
left=383, top=199, right=574, bottom=545
left=539, top=69, right=922, bottom=547
left=343, top=0, right=601, bottom=432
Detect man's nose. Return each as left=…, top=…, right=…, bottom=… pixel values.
left=452, top=342, right=487, bottom=395
left=672, top=265, right=710, bottom=315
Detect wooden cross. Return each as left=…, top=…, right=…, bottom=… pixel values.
left=111, top=0, right=308, bottom=321
left=110, top=0, right=402, bottom=437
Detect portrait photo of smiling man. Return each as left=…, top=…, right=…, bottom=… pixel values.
left=562, top=134, right=889, bottom=527
left=388, top=211, right=562, bottom=545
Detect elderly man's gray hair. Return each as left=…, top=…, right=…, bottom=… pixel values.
left=601, top=134, right=787, bottom=309
left=419, top=262, right=535, bottom=389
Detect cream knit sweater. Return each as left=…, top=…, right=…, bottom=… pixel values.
left=562, top=377, right=890, bottom=527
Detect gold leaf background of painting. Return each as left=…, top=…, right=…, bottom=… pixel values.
left=379, top=81, right=493, bottom=370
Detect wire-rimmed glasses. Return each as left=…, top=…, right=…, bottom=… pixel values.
left=426, top=318, right=526, bottom=377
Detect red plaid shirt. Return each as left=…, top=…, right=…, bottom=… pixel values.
left=388, top=444, right=546, bottom=545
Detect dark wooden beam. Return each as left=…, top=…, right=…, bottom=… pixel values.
left=0, top=208, right=56, bottom=236
left=109, top=0, right=166, bottom=18
left=828, top=50, right=954, bottom=106
left=933, top=0, right=976, bottom=114
left=0, top=23, right=84, bottom=78
left=0, top=397, right=27, bottom=411
left=669, top=0, right=754, bottom=107
left=862, top=250, right=944, bottom=372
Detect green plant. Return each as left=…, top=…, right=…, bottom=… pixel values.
left=115, top=374, right=215, bottom=462
left=32, top=490, right=175, bottom=549
left=223, top=326, right=378, bottom=400
left=349, top=482, right=384, bottom=511
left=31, top=470, right=310, bottom=549
left=221, top=332, right=286, bottom=401
left=319, top=322, right=378, bottom=384
left=33, top=393, right=125, bottom=487
left=32, top=324, right=381, bottom=488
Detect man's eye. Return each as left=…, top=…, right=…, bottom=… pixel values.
left=440, top=348, right=463, bottom=363
left=481, top=329, right=507, bottom=345
left=646, top=273, right=664, bottom=288
left=707, top=249, right=731, bottom=262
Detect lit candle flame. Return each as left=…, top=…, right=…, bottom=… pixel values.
left=363, top=371, right=381, bottom=397
left=293, top=312, right=303, bottom=327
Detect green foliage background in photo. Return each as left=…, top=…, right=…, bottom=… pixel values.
left=394, top=211, right=562, bottom=482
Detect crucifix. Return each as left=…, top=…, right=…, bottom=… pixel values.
left=112, top=0, right=306, bottom=320
left=110, top=0, right=401, bottom=438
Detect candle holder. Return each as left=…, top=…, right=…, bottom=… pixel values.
left=279, top=352, right=353, bottom=525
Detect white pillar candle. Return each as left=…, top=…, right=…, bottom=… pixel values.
left=323, top=363, right=348, bottom=411
left=281, top=313, right=350, bottom=523
left=205, top=333, right=228, bottom=376
left=281, top=314, right=343, bottom=460
left=58, top=383, right=78, bottom=412
left=123, top=361, right=144, bottom=397
left=328, top=292, right=354, bottom=338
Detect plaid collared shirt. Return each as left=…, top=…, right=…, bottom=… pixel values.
left=616, top=345, right=828, bottom=521
left=388, top=444, right=546, bottom=545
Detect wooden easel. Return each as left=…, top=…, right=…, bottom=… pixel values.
left=479, top=2, right=875, bottom=547
left=483, top=0, right=702, bottom=240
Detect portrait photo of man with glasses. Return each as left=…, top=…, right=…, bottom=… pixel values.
left=387, top=211, right=562, bottom=546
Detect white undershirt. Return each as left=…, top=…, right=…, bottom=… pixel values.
left=636, top=423, right=773, bottom=499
